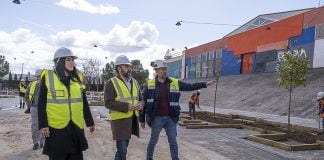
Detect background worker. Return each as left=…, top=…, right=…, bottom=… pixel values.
left=317, top=92, right=324, bottom=132
left=38, top=47, right=95, bottom=160
left=188, top=90, right=200, bottom=120
left=25, top=69, right=44, bottom=150
left=18, top=81, right=27, bottom=109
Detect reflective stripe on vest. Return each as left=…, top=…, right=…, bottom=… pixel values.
left=44, top=69, right=85, bottom=129
left=109, top=76, right=140, bottom=121
left=170, top=102, right=179, bottom=106
left=27, top=81, right=37, bottom=102
left=147, top=77, right=180, bottom=107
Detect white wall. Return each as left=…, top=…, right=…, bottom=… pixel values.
left=314, top=38, right=324, bottom=68
left=181, top=51, right=185, bottom=80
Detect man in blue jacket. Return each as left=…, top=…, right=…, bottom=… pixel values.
left=139, top=59, right=214, bottom=160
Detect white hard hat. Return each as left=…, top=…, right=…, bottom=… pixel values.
left=317, top=92, right=324, bottom=101
left=35, top=69, right=43, bottom=77
left=151, top=59, right=168, bottom=69
left=54, top=47, right=77, bottom=60
left=115, top=55, right=131, bottom=66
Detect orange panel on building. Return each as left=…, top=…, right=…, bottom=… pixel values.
left=186, top=39, right=225, bottom=57
left=227, top=14, right=303, bottom=57
left=256, top=40, right=288, bottom=52
left=303, top=6, right=324, bottom=28
left=242, top=53, right=254, bottom=74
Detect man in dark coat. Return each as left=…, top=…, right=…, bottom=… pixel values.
left=104, top=55, right=144, bottom=160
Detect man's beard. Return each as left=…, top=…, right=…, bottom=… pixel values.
left=122, top=70, right=131, bottom=78
left=159, top=73, right=166, bottom=79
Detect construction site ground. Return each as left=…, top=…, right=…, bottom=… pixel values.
left=1, top=97, right=324, bottom=160
left=179, top=68, right=324, bottom=120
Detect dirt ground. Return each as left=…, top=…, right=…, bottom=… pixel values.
left=194, top=111, right=324, bottom=144
left=179, top=68, right=324, bottom=119
left=0, top=106, right=227, bottom=160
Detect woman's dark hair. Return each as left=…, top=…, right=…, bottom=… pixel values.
left=54, top=57, right=82, bottom=87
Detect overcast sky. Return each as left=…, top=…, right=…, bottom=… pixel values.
left=0, top=0, right=320, bottom=77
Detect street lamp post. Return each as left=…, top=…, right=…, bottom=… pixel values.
left=213, top=70, right=221, bottom=117
left=21, top=63, right=24, bottom=78
left=13, top=58, right=24, bottom=81
left=12, top=0, right=21, bottom=4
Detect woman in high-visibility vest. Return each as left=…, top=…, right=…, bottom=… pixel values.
left=25, top=69, right=45, bottom=150
left=37, top=47, right=95, bottom=160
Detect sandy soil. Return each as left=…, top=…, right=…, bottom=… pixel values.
left=0, top=106, right=227, bottom=160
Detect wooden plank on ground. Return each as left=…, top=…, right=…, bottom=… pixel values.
left=183, top=120, right=202, bottom=123
left=186, top=124, right=242, bottom=129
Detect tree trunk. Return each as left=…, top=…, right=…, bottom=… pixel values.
left=213, top=73, right=220, bottom=117
left=288, top=73, right=293, bottom=132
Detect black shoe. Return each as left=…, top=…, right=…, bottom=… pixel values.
left=147, top=158, right=153, bottom=160
left=32, top=143, right=39, bottom=150
left=24, top=108, right=30, bottom=114
left=40, top=143, right=44, bottom=148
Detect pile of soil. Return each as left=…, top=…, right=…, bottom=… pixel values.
left=194, top=111, right=240, bottom=124
left=286, top=131, right=324, bottom=144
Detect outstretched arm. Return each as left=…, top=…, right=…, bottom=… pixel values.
left=178, top=81, right=207, bottom=91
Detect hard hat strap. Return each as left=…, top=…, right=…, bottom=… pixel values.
left=55, top=57, right=61, bottom=66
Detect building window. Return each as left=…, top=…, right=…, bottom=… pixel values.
left=191, top=56, right=195, bottom=64
left=196, top=55, right=201, bottom=63
left=202, top=54, right=207, bottom=62
left=217, top=50, right=222, bottom=59
left=316, top=23, right=324, bottom=40
left=209, top=52, right=214, bottom=59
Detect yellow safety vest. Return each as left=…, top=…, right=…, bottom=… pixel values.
left=109, top=76, right=140, bottom=121
left=27, top=81, right=37, bottom=102
left=147, top=77, right=180, bottom=107
left=43, top=69, right=85, bottom=129
left=20, top=84, right=26, bottom=93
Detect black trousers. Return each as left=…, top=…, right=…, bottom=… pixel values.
left=322, top=118, right=324, bottom=132
left=49, top=152, right=83, bottom=160
left=189, top=103, right=196, bottom=119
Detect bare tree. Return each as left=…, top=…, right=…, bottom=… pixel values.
left=79, top=58, right=102, bottom=91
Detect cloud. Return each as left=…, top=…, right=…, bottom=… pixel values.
left=56, top=0, right=120, bottom=15
left=48, top=21, right=159, bottom=52
left=0, top=21, right=167, bottom=78
left=102, top=21, right=159, bottom=52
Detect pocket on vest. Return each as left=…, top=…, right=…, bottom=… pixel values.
left=55, top=90, right=65, bottom=97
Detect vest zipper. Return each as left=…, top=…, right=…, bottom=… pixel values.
left=68, top=92, right=72, bottom=121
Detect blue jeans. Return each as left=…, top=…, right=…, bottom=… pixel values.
left=115, top=140, right=129, bottom=160
left=147, top=116, right=178, bottom=160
